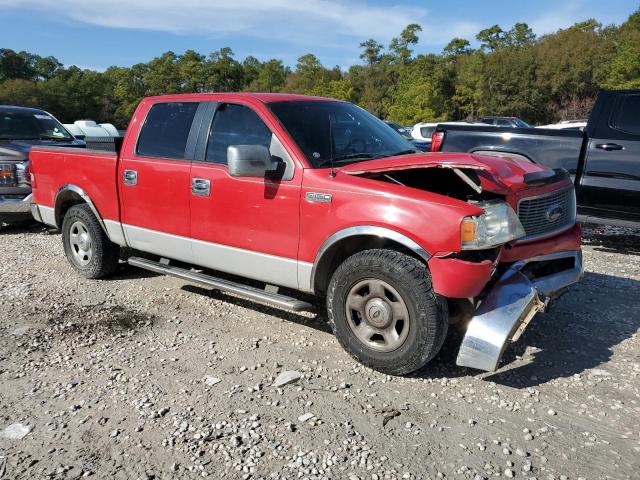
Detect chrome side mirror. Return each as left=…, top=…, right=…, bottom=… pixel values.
left=227, top=145, right=273, bottom=178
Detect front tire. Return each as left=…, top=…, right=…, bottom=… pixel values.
left=327, top=249, right=448, bottom=375
left=62, top=204, right=119, bottom=279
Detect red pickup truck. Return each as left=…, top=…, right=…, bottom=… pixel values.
left=29, top=93, right=583, bottom=375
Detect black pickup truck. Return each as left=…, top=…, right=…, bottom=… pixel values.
left=431, top=90, right=640, bottom=228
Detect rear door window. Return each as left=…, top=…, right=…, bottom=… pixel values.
left=612, top=94, right=640, bottom=136
left=137, top=102, right=199, bottom=159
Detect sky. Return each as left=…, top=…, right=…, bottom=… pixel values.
left=0, top=0, right=638, bottom=71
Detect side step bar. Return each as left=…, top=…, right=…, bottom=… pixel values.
left=128, top=256, right=313, bottom=312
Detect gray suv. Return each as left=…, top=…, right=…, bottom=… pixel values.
left=0, top=106, right=84, bottom=225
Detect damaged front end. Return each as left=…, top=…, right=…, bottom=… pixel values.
left=456, top=250, right=583, bottom=372
left=341, top=154, right=583, bottom=372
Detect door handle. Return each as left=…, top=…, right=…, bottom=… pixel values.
left=191, top=178, right=211, bottom=197
left=123, top=169, right=137, bottom=185
left=595, top=143, right=624, bottom=151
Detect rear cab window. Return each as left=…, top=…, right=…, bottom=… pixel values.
left=137, top=102, right=199, bottom=159
left=612, top=94, right=640, bottom=137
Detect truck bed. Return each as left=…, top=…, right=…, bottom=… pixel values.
left=29, top=146, right=120, bottom=226
left=437, top=125, right=586, bottom=175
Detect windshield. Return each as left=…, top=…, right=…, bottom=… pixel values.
left=269, top=100, right=416, bottom=168
left=384, top=121, right=413, bottom=140
left=0, top=111, right=73, bottom=140
left=513, top=118, right=531, bottom=128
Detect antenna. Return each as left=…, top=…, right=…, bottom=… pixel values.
left=328, top=113, right=336, bottom=178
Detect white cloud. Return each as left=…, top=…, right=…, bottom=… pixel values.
left=526, top=0, right=625, bottom=35
left=0, top=0, right=432, bottom=46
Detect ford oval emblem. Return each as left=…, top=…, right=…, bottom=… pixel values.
left=545, top=204, right=563, bottom=222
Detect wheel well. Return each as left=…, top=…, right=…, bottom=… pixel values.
left=313, top=235, right=426, bottom=294
left=55, top=191, right=86, bottom=227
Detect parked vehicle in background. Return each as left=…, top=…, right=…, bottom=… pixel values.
left=0, top=106, right=85, bottom=225
left=479, top=116, right=532, bottom=128
left=536, top=120, right=588, bottom=131
left=384, top=121, right=430, bottom=151
left=411, top=122, right=437, bottom=142
left=30, top=93, right=582, bottom=375
left=431, top=89, right=640, bottom=228
left=63, top=120, right=121, bottom=140
left=411, top=121, right=489, bottom=143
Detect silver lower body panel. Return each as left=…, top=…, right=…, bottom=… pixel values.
left=456, top=250, right=583, bottom=372
left=0, top=193, right=32, bottom=214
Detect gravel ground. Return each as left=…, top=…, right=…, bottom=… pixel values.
left=0, top=223, right=638, bottom=480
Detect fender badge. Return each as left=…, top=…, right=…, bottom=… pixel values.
left=305, top=192, right=332, bottom=203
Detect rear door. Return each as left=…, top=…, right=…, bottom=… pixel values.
left=580, top=93, right=640, bottom=221
left=189, top=101, right=302, bottom=288
left=118, top=101, right=206, bottom=262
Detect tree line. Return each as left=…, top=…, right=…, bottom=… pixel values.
left=1, top=9, right=638, bottom=128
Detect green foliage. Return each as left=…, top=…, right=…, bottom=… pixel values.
left=247, top=59, right=288, bottom=93
left=604, top=9, right=640, bottom=89
left=389, top=24, right=422, bottom=63
left=359, top=39, right=384, bottom=65
left=385, top=57, right=442, bottom=124
left=443, top=38, right=472, bottom=56
left=0, top=10, right=639, bottom=128
left=476, top=25, right=506, bottom=51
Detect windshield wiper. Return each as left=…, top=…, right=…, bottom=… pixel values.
left=332, top=152, right=379, bottom=162
left=0, top=137, right=39, bottom=140
left=315, top=153, right=379, bottom=168
left=389, top=149, right=418, bottom=156
left=39, top=134, right=72, bottom=141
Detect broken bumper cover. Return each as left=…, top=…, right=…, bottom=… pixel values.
left=456, top=250, right=583, bottom=372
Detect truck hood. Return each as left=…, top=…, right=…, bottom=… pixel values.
left=339, top=152, right=547, bottom=194
left=0, top=138, right=85, bottom=162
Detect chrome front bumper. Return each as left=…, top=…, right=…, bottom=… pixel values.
left=0, top=193, right=32, bottom=214
left=456, top=250, right=583, bottom=372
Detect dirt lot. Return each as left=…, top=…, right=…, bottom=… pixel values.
left=0, top=224, right=638, bottom=480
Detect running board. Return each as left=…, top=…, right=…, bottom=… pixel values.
left=127, top=256, right=313, bottom=312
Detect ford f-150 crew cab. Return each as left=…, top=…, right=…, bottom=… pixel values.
left=30, top=93, right=583, bottom=375
left=431, top=89, right=640, bottom=228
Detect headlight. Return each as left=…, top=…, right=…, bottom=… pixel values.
left=460, top=201, right=525, bottom=250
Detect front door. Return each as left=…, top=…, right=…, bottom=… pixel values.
left=580, top=93, right=640, bottom=222
left=189, top=102, right=302, bottom=289
left=118, top=101, right=203, bottom=262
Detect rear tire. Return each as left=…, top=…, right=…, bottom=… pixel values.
left=61, top=204, right=119, bottom=279
left=327, top=249, right=448, bottom=375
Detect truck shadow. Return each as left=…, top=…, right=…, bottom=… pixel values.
left=482, top=271, right=640, bottom=388
left=111, top=252, right=638, bottom=387
left=582, top=224, right=640, bottom=256
left=0, top=222, right=47, bottom=235
left=172, top=270, right=640, bottom=389
left=181, top=284, right=332, bottom=334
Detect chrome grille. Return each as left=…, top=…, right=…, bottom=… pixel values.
left=517, top=187, right=576, bottom=241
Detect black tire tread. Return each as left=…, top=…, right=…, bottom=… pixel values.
left=327, top=249, right=448, bottom=376
left=61, top=204, right=119, bottom=279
